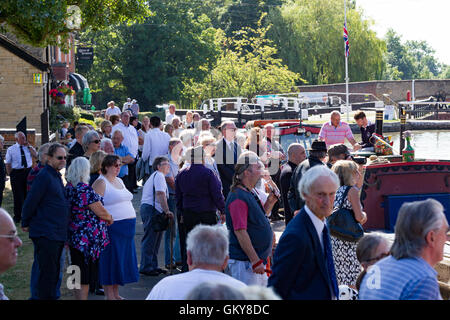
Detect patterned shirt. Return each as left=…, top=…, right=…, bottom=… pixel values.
left=318, top=121, right=354, bottom=148
left=65, top=182, right=110, bottom=263
left=359, top=256, right=442, bottom=300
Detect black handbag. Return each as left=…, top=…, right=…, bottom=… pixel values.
left=326, top=186, right=364, bottom=242
left=149, top=172, right=169, bottom=232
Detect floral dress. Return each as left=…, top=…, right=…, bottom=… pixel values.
left=330, top=185, right=362, bottom=287
left=66, top=182, right=110, bottom=263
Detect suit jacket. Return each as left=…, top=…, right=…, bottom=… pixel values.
left=214, top=138, right=242, bottom=199
left=268, top=208, right=333, bottom=300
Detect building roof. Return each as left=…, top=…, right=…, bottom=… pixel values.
left=0, top=34, right=50, bottom=72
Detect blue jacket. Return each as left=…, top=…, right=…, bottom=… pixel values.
left=268, top=208, right=333, bottom=300
left=21, top=164, right=70, bottom=242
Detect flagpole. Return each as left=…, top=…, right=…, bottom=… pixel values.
left=344, top=0, right=350, bottom=122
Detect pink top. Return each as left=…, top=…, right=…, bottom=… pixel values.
left=318, top=121, right=354, bottom=148
left=228, top=199, right=248, bottom=230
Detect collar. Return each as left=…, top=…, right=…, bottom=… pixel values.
left=44, top=164, right=62, bottom=177
left=329, top=121, right=342, bottom=128
left=304, top=204, right=325, bottom=236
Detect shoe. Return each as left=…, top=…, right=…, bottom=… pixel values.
left=140, top=270, right=160, bottom=276
left=156, top=268, right=168, bottom=275
left=95, top=289, right=105, bottom=296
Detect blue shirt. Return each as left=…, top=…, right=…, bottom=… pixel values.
left=359, top=256, right=442, bottom=300
left=21, top=165, right=70, bottom=241
left=114, top=144, right=133, bottom=178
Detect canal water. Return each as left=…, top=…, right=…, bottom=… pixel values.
left=353, top=130, right=450, bottom=160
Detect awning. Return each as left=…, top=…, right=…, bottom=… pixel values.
left=68, top=72, right=89, bottom=92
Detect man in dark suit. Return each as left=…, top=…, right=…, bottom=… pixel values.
left=66, top=125, right=88, bottom=168
left=287, top=140, right=327, bottom=216
left=268, top=165, right=340, bottom=300
left=279, top=143, right=306, bottom=226
left=214, top=121, right=242, bottom=200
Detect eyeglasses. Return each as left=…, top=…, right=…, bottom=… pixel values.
left=91, top=140, right=101, bottom=144
left=56, top=156, right=67, bottom=160
left=364, top=252, right=390, bottom=264
left=0, top=231, right=20, bottom=243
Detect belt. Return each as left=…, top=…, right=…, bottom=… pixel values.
left=12, top=167, right=30, bottom=171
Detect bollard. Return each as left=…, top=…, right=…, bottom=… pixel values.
left=399, top=107, right=407, bottom=154
left=375, top=109, right=384, bottom=136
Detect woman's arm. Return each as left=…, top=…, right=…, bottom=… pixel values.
left=348, top=187, right=367, bottom=224
left=88, top=201, right=113, bottom=225
left=92, top=178, right=106, bottom=197
left=156, top=191, right=173, bottom=219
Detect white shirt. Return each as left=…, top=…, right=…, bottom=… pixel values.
left=98, top=175, right=136, bottom=221
left=304, top=204, right=325, bottom=251
left=123, top=102, right=131, bottom=111
left=112, top=122, right=139, bottom=158
left=141, top=171, right=168, bottom=213
left=105, top=106, right=121, bottom=117
left=146, top=268, right=247, bottom=300
left=5, top=143, right=33, bottom=169
left=165, top=113, right=176, bottom=124
left=141, top=128, right=171, bottom=164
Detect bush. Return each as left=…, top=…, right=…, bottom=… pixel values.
left=49, top=105, right=80, bottom=131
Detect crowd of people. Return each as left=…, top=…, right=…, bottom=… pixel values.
left=0, top=102, right=448, bottom=301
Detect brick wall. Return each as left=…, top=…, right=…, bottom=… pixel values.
left=297, top=79, right=450, bottom=103
left=0, top=46, right=44, bottom=143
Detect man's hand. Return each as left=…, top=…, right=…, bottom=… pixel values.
left=22, top=227, right=29, bottom=232
left=353, top=144, right=362, bottom=151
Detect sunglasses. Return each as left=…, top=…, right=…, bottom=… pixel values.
left=56, top=156, right=67, bottom=160
left=91, top=140, right=101, bottom=144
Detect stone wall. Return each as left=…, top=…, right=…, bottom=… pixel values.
left=0, top=46, right=44, bottom=142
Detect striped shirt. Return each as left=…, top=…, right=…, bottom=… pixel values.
left=318, top=121, right=354, bottom=148
left=359, top=256, right=442, bottom=300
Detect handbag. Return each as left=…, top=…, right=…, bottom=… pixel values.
left=149, top=172, right=170, bottom=232
left=326, top=186, right=364, bottom=242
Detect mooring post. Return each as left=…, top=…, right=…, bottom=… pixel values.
left=399, top=106, right=406, bottom=155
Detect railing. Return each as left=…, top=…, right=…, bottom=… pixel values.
left=398, top=101, right=450, bottom=119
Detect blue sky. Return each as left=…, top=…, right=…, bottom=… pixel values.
left=356, top=0, right=450, bottom=65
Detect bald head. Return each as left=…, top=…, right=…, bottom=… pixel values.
left=288, top=143, right=306, bottom=165
left=0, top=209, right=22, bottom=274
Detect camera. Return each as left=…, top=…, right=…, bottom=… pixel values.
left=351, top=156, right=367, bottom=165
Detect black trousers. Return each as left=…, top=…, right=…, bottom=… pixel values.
left=178, top=209, right=217, bottom=272
left=32, top=237, right=65, bottom=300
left=128, top=159, right=138, bottom=189
left=10, top=168, right=31, bottom=221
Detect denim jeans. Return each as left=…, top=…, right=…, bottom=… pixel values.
left=140, top=203, right=163, bottom=272
left=30, top=245, right=66, bottom=299
left=164, top=195, right=181, bottom=266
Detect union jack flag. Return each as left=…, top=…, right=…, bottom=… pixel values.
left=343, top=22, right=349, bottom=57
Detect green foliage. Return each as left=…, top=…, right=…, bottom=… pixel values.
left=49, top=105, right=80, bottom=131
left=182, top=20, right=302, bottom=105
left=0, top=0, right=151, bottom=50
left=266, top=0, right=385, bottom=84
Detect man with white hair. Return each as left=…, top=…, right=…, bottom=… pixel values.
left=269, top=165, right=340, bottom=300
left=146, top=224, right=246, bottom=300
left=165, top=104, right=177, bottom=125
left=0, top=208, right=23, bottom=300
left=318, top=111, right=361, bottom=150
left=105, top=101, right=121, bottom=121
left=111, top=129, right=135, bottom=191
left=5, top=131, right=37, bottom=223
left=359, top=198, right=449, bottom=300
left=123, top=98, right=131, bottom=112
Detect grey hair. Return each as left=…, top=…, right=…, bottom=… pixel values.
left=152, top=155, right=169, bottom=172
left=298, top=165, right=339, bottom=200
left=330, top=110, right=341, bottom=118
left=391, top=198, right=445, bottom=260
left=112, top=128, right=124, bottom=139
left=356, top=233, right=390, bottom=264
left=186, top=283, right=244, bottom=300
left=66, top=157, right=91, bottom=186
left=179, top=129, right=194, bottom=147
left=38, top=143, right=51, bottom=163
left=0, top=134, right=4, bottom=143
left=15, top=131, right=25, bottom=139
left=240, top=286, right=281, bottom=300
left=81, top=130, right=100, bottom=152
left=186, top=224, right=229, bottom=266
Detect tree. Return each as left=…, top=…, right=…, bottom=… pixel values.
left=266, top=0, right=385, bottom=85
left=182, top=20, right=302, bottom=105
left=0, top=0, right=151, bottom=50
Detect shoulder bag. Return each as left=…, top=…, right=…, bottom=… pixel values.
left=326, top=186, right=364, bottom=242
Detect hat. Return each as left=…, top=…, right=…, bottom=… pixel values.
left=308, top=140, right=327, bottom=152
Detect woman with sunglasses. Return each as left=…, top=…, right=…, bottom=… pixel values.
left=92, top=154, right=139, bottom=300
left=330, top=160, right=368, bottom=289
left=82, top=130, right=101, bottom=159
